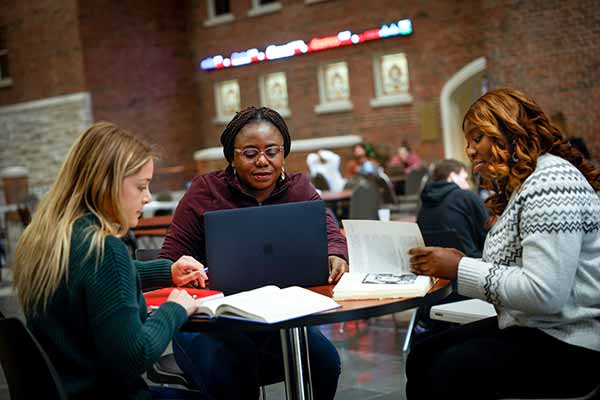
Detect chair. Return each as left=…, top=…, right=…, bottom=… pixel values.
left=404, top=166, right=429, bottom=196
left=0, top=315, right=68, bottom=400
left=135, top=249, right=196, bottom=391
left=311, top=173, right=330, bottom=191
left=371, top=172, right=397, bottom=205
left=348, top=178, right=380, bottom=220
left=390, top=166, right=428, bottom=218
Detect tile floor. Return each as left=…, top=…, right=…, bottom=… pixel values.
left=0, top=267, right=414, bottom=400
left=264, top=316, right=411, bottom=400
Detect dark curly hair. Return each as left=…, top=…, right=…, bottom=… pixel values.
left=463, top=88, right=599, bottom=216
left=220, top=106, right=291, bottom=163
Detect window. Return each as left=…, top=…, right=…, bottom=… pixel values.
left=248, top=0, right=282, bottom=17
left=370, top=52, right=413, bottom=108
left=315, top=61, right=353, bottom=114
left=259, top=72, right=290, bottom=117
left=0, top=26, right=11, bottom=88
left=205, top=0, right=234, bottom=27
left=214, top=79, right=240, bottom=124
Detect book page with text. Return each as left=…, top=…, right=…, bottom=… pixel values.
left=342, top=220, right=425, bottom=275
left=197, top=285, right=281, bottom=319
left=197, top=285, right=340, bottom=323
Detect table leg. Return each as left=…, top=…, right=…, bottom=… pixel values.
left=280, top=327, right=314, bottom=400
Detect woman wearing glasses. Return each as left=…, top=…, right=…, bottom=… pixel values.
left=160, top=106, right=347, bottom=399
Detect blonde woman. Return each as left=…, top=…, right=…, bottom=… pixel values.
left=406, top=89, right=600, bottom=399
left=14, top=122, right=207, bottom=399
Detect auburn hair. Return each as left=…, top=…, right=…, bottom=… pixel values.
left=463, top=88, right=599, bottom=216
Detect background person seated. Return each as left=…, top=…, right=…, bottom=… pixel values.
left=389, top=141, right=421, bottom=173
left=417, top=158, right=488, bottom=258
left=344, top=143, right=380, bottom=178
left=306, top=149, right=347, bottom=192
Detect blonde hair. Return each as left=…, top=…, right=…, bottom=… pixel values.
left=463, top=88, right=600, bottom=216
left=14, top=122, right=155, bottom=316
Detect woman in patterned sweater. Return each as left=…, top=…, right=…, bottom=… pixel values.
left=406, top=88, right=600, bottom=399
left=13, top=122, right=207, bottom=399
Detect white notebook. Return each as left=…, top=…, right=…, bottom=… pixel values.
left=430, top=299, right=497, bottom=324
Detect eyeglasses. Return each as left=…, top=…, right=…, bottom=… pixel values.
left=234, top=145, right=284, bottom=162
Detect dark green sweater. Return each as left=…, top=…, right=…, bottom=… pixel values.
left=28, top=215, right=188, bottom=399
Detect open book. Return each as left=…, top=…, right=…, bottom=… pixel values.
left=190, top=285, right=341, bottom=324
left=333, top=220, right=433, bottom=300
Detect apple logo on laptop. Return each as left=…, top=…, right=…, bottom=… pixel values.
left=263, top=242, right=274, bottom=255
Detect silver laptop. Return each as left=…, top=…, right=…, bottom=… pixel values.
left=430, top=299, right=497, bottom=324
left=204, top=200, right=330, bottom=295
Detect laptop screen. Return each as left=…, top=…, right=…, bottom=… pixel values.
left=204, top=200, right=330, bottom=295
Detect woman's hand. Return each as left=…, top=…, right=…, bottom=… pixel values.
left=328, top=255, right=349, bottom=284
left=166, top=288, right=198, bottom=317
left=171, top=255, right=208, bottom=288
left=408, top=247, right=464, bottom=280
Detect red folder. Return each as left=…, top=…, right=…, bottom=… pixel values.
left=144, top=287, right=223, bottom=309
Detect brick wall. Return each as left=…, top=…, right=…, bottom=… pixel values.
left=483, top=0, right=600, bottom=164
left=1, top=0, right=598, bottom=197
left=0, top=0, right=86, bottom=105
left=189, top=0, right=486, bottom=172
left=78, top=0, right=203, bottom=190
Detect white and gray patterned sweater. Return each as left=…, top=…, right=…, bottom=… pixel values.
left=458, top=154, right=600, bottom=351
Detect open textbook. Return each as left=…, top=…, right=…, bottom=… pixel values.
left=333, top=220, right=433, bottom=300
left=190, top=285, right=341, bottom=324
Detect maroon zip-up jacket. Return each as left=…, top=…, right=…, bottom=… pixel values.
left=159, top=167, right=348, bottom=265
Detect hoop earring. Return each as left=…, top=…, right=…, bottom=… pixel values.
left=280, top=165, right=286, bottom=182
left=511, top=141, right=519, bottom=164
left=232, top=166, right=237, bottom=177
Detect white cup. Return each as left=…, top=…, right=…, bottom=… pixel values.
left=378, top=208, right=391, bottom=221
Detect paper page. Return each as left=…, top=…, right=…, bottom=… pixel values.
left=251, top=286, right=339, bottom=323
left=201, top=286, right=340, bottom=323
left=342, top=220, right=425, bottom=275
left=198, top=285, right=281, bottom=318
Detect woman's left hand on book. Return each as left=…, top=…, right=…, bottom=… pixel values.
left=167, top=288, right=199, bottom=317
left=171, top=255, right=208, bottom=288
left=408, top=247, right=463, bottom=280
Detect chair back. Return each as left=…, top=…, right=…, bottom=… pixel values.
left=135, top=248, right=161, bottom=261
left=0, top=317, right=68, bottom=400
left=349, top=179, right=381, bottom=220
left=371, top=173, right=397, bottom=205
left=404, top=166, right=429, bottom=195
left=311, top=173, right=330, bottom=191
